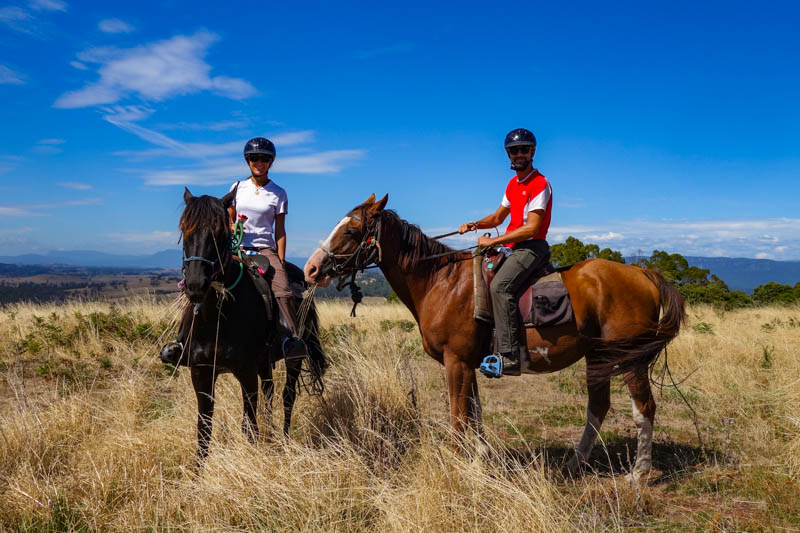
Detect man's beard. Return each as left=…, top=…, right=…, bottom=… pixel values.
left=510, top=156, right=532, bottom=171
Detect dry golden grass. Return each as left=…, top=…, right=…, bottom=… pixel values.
left=0, top=297, right=798, bottom=531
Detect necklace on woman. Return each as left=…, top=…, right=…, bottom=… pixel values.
left=251, top=176, right=269, bottom=195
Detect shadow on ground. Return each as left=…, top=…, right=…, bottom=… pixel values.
left=500, top=437, right=731, bottom=484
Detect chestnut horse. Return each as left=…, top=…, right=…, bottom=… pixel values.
left=304, top=194, right=685, bottom=481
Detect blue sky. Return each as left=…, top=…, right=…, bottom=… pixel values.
left=1, top=1, right=799, bottom=260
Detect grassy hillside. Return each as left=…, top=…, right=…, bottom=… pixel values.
left=0, top=298, right=798, bottom=531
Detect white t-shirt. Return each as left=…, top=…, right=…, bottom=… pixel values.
left=230, top=178, right=288, bottom=249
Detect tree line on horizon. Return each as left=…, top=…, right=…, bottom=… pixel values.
left=550, top=236, right=800, bottom=310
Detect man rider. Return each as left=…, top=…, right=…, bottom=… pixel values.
left=458, top=128, right=552, bottom=377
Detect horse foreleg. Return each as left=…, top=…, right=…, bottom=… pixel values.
left=282, top=360, right=301, bottom=437
left=466, top=371, right=484, bottom=439
left=566, top=367, right=611, bottom=476
left=260, top=366, right=275, bottom=436
left=239, top=370, right=259, bottom=443
left=624, top=369, right=655, bottom=484
left=191, top=366, right=216, bottom=464
left=444, top=355, right=475, bottom=447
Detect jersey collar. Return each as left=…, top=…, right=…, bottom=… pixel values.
left=516, top=168, right=539, bottom=184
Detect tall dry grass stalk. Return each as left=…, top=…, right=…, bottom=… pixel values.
left=0, top=297, right=798, bottom=530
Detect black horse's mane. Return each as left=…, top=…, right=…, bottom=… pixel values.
left=179, top=195, right=229, bottom=240
left=378, top=209, right=465, bottom=271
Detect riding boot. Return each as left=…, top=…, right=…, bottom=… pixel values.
left=159, top=329, right=188, bottom=367
left=276, top=296, right=309, bottom=361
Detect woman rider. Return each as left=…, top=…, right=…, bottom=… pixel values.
left=159, top=137, right=307, bottom=365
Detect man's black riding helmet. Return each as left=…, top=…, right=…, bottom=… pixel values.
left=504, top=128, right=537, bottom=149
left=244, top=137, right=276, bottom=158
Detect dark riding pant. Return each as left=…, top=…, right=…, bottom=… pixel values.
left=490, top=239, right=550, bottom=354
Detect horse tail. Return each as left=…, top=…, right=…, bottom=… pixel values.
left=592, top=268, right=686, bottom=380
left=302, top=301, right=329, bottom=377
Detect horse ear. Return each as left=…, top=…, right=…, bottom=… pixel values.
left=369, top=194, right=388, bottom=214
left=365, top=193, right=376, bottom=205
left=221, top=183, right=238, bottom=209
left=184, top=187, right=194, bottom=205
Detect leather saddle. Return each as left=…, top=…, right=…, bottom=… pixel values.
left=473, top=247, right=574, bottom=328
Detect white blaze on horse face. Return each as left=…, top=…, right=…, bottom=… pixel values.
left=320, top=216, right=353, bottom=252
left=629, top=398, right=654, bottom=483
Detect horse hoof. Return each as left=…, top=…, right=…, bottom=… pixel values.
left=625, top=468, right=650, bottom=485
left=564, top=456, right=583, bottom=479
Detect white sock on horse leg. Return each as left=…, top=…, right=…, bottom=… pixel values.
left=628, top=397, right=653, bottom=483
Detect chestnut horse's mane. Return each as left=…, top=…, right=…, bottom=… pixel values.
left=377, top=209, right=465, bottom=271
left=179, top=195, right=229, bottom=240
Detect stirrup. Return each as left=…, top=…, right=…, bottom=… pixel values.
left=282, top=337, right=309, bottom=362
left=479, top=354, right=503, bottom=378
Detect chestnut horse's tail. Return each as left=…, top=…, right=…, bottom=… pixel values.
left=592, top=269, right=686, bottom=380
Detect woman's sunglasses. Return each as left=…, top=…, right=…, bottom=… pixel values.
left=246, top=154, right=274, bottom=163
left=507, top=145, right=532, bottom=155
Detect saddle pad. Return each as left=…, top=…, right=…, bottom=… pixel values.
left=522, top=272, right=574, bottom=327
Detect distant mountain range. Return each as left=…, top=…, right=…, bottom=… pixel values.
left=1, top=250, right=798, bottom=293
left=0, top=250, right=308, bottom=272
left=684, top=256, right=800, bottom=293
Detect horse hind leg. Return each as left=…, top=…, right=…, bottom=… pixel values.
left=565, top=369, right=611, bottom=476
left=625, top=369, right=655, bottom=484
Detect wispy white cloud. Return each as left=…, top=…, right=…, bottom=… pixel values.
left=103, top=230, right=175, bottom=244
left=29, top=0, right=67, bottom=11
left=54, top=30, right=256, bottom=108
left=70, top=60, right=87, bottom=70
left=430, top=217, right=800, bottom=260
left=98, top=18, right=133, bottom=34
left=58, top=181, right=92, bottom=190
left=0, top=6, right=33, bottom=34
left=545, top=218, right=800, bottom=260
left=0, top=197, right=102, bottom=216
left=0, top=64, right=26, bottom=85
left=31, top=138, right=66, bottom=154
left=141, top=149, right=366, bottom=186
left=156, top=119, right=248, bottom=132
left=1, top=2, right=63, bottom=34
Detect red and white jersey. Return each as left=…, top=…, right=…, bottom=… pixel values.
left=500, top=169, right=552, bottom=246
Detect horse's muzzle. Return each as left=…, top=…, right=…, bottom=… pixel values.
left=303, top=249, right=332, bottom=288
left=184, top=277, right=211, bottom=303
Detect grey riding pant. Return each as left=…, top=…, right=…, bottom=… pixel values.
left=490, top=239, right=550, bottom=354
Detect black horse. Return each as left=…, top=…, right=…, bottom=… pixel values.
left=178, top=188, right=326, bottom=462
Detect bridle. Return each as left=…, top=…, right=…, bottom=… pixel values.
left=182, top=223, right=244, bottom=298
left=319, top=207, right=383, bottom=281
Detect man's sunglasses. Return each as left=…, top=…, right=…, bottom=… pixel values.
left=246, top=154, right=274, bottom=163
left=507, top=145, right=532, bottom=155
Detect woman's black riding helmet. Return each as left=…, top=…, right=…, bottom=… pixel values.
left=244, top=137, right=276, bottom=158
